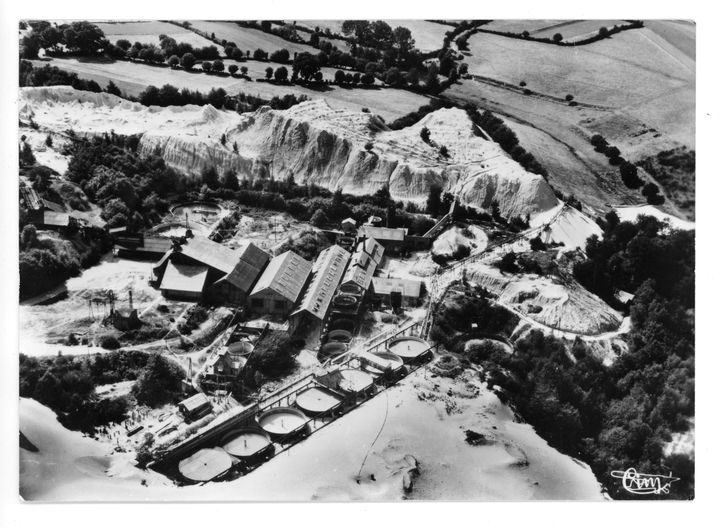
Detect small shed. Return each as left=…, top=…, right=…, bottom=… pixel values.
left=178, top=392, right=213, bottom=422
left=341, top=217, right=357, bottom=233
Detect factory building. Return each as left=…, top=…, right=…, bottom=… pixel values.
left=371, top=277, right=424, bottom=308
left=288, top=245, right=351, bottom=335
left=341, top=237, right=385, bottom=292
left=152, top=237, right=270, bottom=305
left=357, top=226, right=408, bottom=254
left=249, top=251, right=313, bottom=317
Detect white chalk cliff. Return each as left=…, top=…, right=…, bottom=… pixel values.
left=20, top=86, right=558, bottom=218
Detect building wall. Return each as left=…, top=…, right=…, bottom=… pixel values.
left=160, top=288, right=204, bottom=302
left=249, top=289, right=293, bottom=316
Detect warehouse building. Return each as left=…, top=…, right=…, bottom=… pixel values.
left=341, top=237, right=385, bottom=292
left=288, top=245, right=351, bottom=335
left=152, top=237, right=270, bottom=305
left=371, top=277, right=424, bottom=308
left=249, top=251, right=313, bottom=316
left=357, top=226, right=408, bottom=254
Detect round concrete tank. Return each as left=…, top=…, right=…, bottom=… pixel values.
left=387, top=336, right=432, bottom=363
left=339, top=283, right=363, bottom=296
left=361, top=350, right=404, bottom=376
left=333, top=294, right=360, bottom=309
left=257, top=407, right=309, bottom=440
left=319, top=342, right=347, bottom=361
left=227, top=340, right=253, bottom=355
left=294, top=386, right=344, bottom=416
left=328, top=318, right=354, bottom=332
left=178, top=447, right=234, bottom=482
left=221, top=427, right=273, bottom=460
left=327, top=329, right=352, bottom=343
left=338, top=369, right=375, bottom=394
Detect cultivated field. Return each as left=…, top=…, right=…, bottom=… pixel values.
left=189, top=21, right=320, bottom=55
left=35, top=57, right=430, bottom=121
left=96, top=21, right=218, bottom=49
left=483, top=20, right=626, bottom=42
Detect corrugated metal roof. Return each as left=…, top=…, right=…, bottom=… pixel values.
left=358, top=226, right=407, bottom=242
left=250, top=251, right=312, bottom=303
left=160, top=261, right=208, bottom=293
left=291, top=245, right=350, bottom=320
left=42, top=211, right=70, bottom=226
left=341, top=237, right=384, bottom=291
left=41, top=199, right=64, bottom=213
left=371, top=277, right=423, bottom=298
left=179, top=392, right=211, bottom=413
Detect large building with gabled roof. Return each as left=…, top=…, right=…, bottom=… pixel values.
left=249, top=250, right=313, bottom=316
left=341, top=237, right=385, bottom=292
left=152, top=237, right=270, bottom=305
left=288, top=245, right=350, bottom=335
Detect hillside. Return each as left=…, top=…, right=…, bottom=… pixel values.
left=20, top=86, right=558, bottom=219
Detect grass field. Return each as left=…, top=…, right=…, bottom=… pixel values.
left=189, top=21, right=320, bottom=55
left=33, top=57, right=430, bottom=121
left=482, top=20, right=626, bottom=42
left=96, top=21, right=218, bottom=49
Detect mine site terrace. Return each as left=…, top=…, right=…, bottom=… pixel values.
left=16, top=18, right=695, bottom=502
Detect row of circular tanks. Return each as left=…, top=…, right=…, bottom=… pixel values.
left=319, top=283, right=365, bottom=361
left=178, top=336, right=432, bottom=483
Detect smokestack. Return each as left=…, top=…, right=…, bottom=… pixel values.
left=128, top=290, right=133, bottom=311
left=187, top=357, right=192, bottom=380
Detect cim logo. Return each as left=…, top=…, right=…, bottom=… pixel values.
left=610, top=468, right=680, bottom=495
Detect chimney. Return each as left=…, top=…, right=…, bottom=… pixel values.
left=128, top=290, right=133, bottom=312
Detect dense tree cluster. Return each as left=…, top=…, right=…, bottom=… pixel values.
left=21, top=20, right=107, bottom=58
left=19, top=350, right=180, bottom=433
left=20, top=60, right=102, bottom=93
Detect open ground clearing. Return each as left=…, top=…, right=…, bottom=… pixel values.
left=31, top=57, right=429, bottom=121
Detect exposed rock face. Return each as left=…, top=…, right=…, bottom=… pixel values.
left=20, top=86, right=559, bottom=218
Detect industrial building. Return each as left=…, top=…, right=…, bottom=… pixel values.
left=357, top=226, right=408, bottom=254
left=178, top=393, right=213, bottom=422
left=341, top=237, right=385, bottom=292
left=288, top=245, right=351, bottom=335
left=152, top=237, right=270, bottom=304
left=371, top=277, right=424, bottom=307
left=249, top=251, right=313, bottom=316
left=115, top=233, right=174, bottom=259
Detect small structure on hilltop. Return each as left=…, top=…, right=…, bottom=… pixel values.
left=178, top=392, right=213, bottom=422
left=249, top=251, right=313, bottom=317
left=152, top=237, right=270, bottom=305
left=288, top=245, right=351, bottom=336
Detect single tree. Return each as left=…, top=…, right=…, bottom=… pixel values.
left=310, top=208, right=328, bottom=227
left=553, top=33, right=563, bottom=43
left=274, top=66, right=288, bottom=82
left=201, top=61, right=212, bottom=72
left=228, top=64, right=238, bottom=75
left=180, top=52, right=196, bottom=70
left=265, top=66, right=274, bottom=79
left=212, top=59, right=224, bottom=72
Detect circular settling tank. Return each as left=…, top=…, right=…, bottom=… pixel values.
left=327, top=329, right=352, bottom=343
left=320, top=342, right=347, bottom=358
left=257, top=407, right=308, bottom=439
left=387, top=336, right=431, bottom=363
left=171, top=202, right=222, bottom=225
left=333, top=294, right=360, bottom=309
left=227, top=340, right=253, bottom=355
left=222, top=427, right=273, bottom=459
left=328, top=318, right=354, bottom=332
left=339, top=283, right=363, bottom=296
left=178, top=447, right=234, bottom=482
left=295, top=386, right=343, bottom=416
left=362, top=351, right=404, bottom=376
left=338, top=369, right=374, bottom=394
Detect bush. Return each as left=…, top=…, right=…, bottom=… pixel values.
left=499, top=252, right=519, bottom=273
left=100, top=335, right=121, bottom=350
left=132, top=353, right=185, bottom=407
